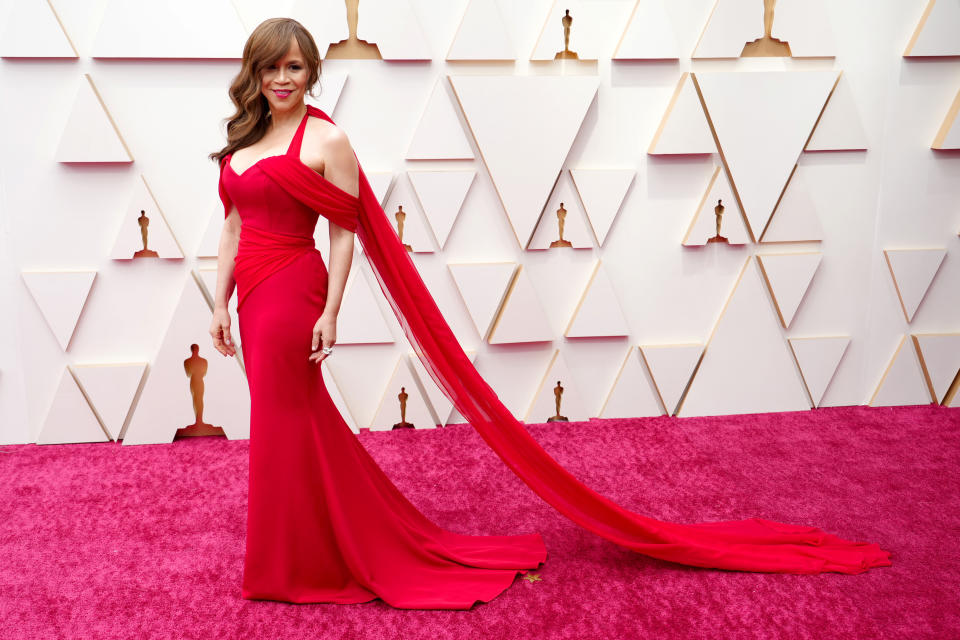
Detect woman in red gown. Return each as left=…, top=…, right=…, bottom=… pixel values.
left=208, top=19, right=891, bottom=610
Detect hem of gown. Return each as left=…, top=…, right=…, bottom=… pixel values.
left=239, top=552, right=549, bottom=610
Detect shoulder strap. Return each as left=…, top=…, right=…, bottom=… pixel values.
left=285, top=109, right=310, bottom=158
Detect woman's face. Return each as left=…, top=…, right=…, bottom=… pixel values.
left=260, top=36, right=309, bottom=114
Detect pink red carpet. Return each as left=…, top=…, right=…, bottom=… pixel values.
left=0, top=405, right=956, bottom=639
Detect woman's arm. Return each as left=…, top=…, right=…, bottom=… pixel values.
left=209, top=205, right=241, bottom=357
left=309, top=127, right=358, bottom=364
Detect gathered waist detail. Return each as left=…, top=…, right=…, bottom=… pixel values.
left=234, top=224, right=318, bottom=310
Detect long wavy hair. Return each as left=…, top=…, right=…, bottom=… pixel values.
left=209, top=18, right=322, bottom=165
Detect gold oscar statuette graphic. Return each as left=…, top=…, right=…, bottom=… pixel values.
left=394, top=205, right=413, bottom=252
left=392, top=386, right=415, bottom=429
left=546, top=380, right=569, bottom=422
left=133, top=209, right=159, bottom=258
left=549, top=202, right=573, bottom=248
left=326, top=0, right=383, bottom=59
left=741, top=0, right=792, bottom=57
left=176, top=344, right=225, bottom=438
left=707, top=199, right=729, bottom=244
left=554, top=9, right=579, bottom=60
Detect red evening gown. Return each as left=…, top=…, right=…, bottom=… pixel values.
left=217, top=106, right=890, bottom=610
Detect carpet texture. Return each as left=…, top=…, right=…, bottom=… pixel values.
left=0, top=405, right=957, bottom=639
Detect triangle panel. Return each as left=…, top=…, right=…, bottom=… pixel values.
left=21, top=270, right=96, bottom=351
left=756, top=252, right=822, bottom=328
left=870, top=335, right=934, bottom=406
left=449, top=75, right=600, bottom=247
left=37, top=367, right=109, bottom=444
left=788, top=336, right=849, bottom=407
left=599, top=347, right=664, bottom=418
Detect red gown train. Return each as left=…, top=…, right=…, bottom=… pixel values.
left=217, top=106, right=891, bottom=610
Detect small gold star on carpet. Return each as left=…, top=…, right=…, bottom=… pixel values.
left=522, top=573, right=542, bottom=583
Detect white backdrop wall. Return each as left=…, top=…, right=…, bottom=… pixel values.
left=0, top=0, right=958, bottom=445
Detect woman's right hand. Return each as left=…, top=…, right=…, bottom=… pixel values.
left=210, top=306, right=236, bottom=357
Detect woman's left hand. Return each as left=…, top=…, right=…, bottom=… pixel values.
left=309, top=312, right=337, bottom=364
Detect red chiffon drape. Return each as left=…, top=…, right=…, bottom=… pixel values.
left=224, top=105, right=891, bottom=576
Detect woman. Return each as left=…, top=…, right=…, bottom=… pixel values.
left=209, top=18, right=891, bottom=610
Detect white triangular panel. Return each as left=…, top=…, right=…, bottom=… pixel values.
left=770, top=0, right=837, bottom=58
left=408, top=348, right=479, bottom=426
left=288, top=0, right=348, bottom=59
left=565, top=260, right=630, bottom=338
left=231, top=0, right=297, bottom=33
left=692, top=0, right=756, bottom=59
left=447, top=0, right=515, bottom=61
left=638, top=343, right=703, bottom=415
left=71, top=363, right=147, bottom=440
left=370, top=355, right=437, bottom=430
left=367, top=172, right=394, bottom=205
left=305, top=73, right=348, bottom=117
left=55, top=74, right=132, bottom=163
left=530, top=0, right=606, bottom=61
left=528, top=175, right=594, bottom=250
left=613, top=0, right=679, bottom=60
left=488, top=266, right=553, bottom=344
left=111, top=175, right=184, bottom=259
left=912, top=333, right=960, bottom=403
left=904, top=0, right=960, bottom=57
left=693, top=0, right=835, bottom=58
left=806, top=74, right=868, bottom=152
left=569, top=168, right=635, bottom=246
left=932, top=90, right=960, bottom=150
left=337, top=264, right=395, bottom=344
left=870, top=335, right=932, bottom=407
left=448, top=262, right=516, bottom=340
left=354, top=0, right=431, bottom=60
left=679, top=259, right=810, bottom=416
left=407, top=170, right=476, bottom=249
left=37, top=368, right=109, bottom=444
left=91, top=0, right=247, bottom=58
left=683, top=166, right=749, bottom=246
left=788, top=336, right=849, bottom=407
left=0, top=0, right=77, bottom=58
left=319, top=359, right=361, bottom=434
left=756, top=252, right=822, bottom=328
left=197, top=268, right=241, bottom=351
left=21, top=270, right=96, bottom=351
left=598, top=347, right=664, bottom=418
left=449, top=75, right=600, bottom=247
left=696, top=70, right=837, bottom=239
left=648, top=72, right=715, bottom=155
left=122, top=275, right=250, bottom=445
left=197, top=204, right=223, bottom=258
left=883, top=248, right=946, bottom=322
left=761, top=166, right=825, bottom=242
left=524, top=349, right=590, bottom=423
left=406, top=78, right=475, bottom=160
left=382, top=176, right=436, bottom=253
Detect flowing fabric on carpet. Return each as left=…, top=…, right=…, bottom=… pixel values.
left=219, top=106, right=890, bottom=607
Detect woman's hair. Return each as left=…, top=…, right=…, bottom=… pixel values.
left=209, top=18, right=322, bottom=165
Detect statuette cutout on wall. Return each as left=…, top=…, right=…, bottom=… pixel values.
left=175, top=344, right=225, bottom=439
left=708, top=199, right=729, bottom=244
left=549, top=202, right=573, bottom=248
left=740, top=0, right=791, bottom=57
left=547, top=380, right=568, bottom=422
left=394, top=205, right=413, bottom=252
left=326, top=0, right=382, bottom=59
left=133, top=210, right=159, bottom=258
left=392, top=386, right=414, bottom=429
left=555, top=10, right=578, bottom=60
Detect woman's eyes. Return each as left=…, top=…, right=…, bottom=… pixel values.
left=267, top=64, right=302, bottom=70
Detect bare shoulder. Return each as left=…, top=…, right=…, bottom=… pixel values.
left=302, top=116, right=358, bottom=196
